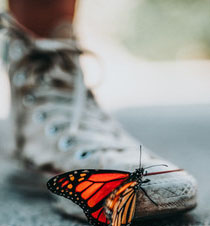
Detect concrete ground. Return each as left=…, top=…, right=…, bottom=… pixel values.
left=0, top=104, right=210, bottom=226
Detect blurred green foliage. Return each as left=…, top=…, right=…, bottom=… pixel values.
left=118, top=0, right=210, bottom=60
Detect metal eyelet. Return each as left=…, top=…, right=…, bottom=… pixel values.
left=75, top=150, right=92, bottom=160
left=12, top=72, right=26, bottom=87
left=22, top=94, right=35, bottom=106
left=33, top=111, right=47, bottom=123
left=45, top=122, right=69, bottom=136
left=45, top=125, right=60, bottom=136
left=58, top=136, right=76, bottom=152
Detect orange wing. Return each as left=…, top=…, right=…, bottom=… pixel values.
left=47, top=169, right=130, bottom=226
left=105, top=181, right=138, bottom=226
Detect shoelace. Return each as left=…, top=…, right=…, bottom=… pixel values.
left=0, top=13, right=126, bottom=160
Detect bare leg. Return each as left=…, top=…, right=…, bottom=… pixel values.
left=8, top=0, right=77, bottom=37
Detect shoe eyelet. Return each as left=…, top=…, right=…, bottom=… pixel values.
left=12, top=72, right=26, bottom=87
left=58, top=136, right=76, bottom=152
left=45, top=122, right=68, bottom=136
left=36, top=74, right=50, bottom=85
left=75, top=150, right=92, bottom=160
left=23, top=94, right=35, bottom=106
left=45, top=125, right=59, bottom=136
left=33, top=111, right=47, bottom=123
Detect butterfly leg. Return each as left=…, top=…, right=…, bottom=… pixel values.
left=139, top=186, right=158, bottom=206
left=142, top=179, right=150, bottom=183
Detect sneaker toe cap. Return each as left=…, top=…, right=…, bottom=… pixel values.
left=135, top=169, right=197, bottom=218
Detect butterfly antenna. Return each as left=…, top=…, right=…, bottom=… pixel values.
left=144, top=164, right=168, bottom=170
left=139, top=145, right=142, bottom=169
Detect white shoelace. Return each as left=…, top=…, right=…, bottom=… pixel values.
left=21, top=59, right=122, bottom=152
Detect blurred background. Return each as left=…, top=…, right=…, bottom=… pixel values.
left=1, top=0, right=210, bottom=115
left=78, top=0, right=210, bottom=60
left=75, top=0, right=210, bottom=111
left=0, top=0, right=210, bottom=225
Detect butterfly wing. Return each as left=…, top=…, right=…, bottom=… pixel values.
left=105, top=181, right=138, bottom=226
left=47, top=169, right=130, bottom=225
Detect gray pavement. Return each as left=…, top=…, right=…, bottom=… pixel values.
left=0, top=104, right=210, bottom=226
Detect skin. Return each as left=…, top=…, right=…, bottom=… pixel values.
left=8, top=0, right=77, bottom=37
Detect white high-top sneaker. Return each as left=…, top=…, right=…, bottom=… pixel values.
left=0, top=12, right=197, bottom=221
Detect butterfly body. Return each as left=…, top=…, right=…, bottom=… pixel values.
left=104, top=168, right=152, bottom=226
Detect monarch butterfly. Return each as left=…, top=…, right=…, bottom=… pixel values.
left=47, top=150, right=182, bottom=226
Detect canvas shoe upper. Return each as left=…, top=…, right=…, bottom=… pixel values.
left=0, top=12, right=197, bottom=220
